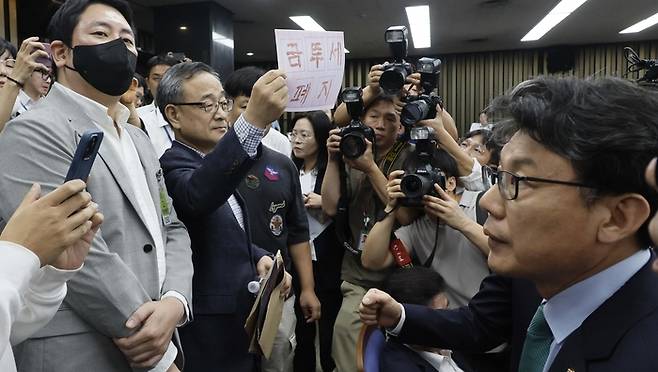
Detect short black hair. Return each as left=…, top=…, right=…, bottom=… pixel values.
left=463, top=128, right=502, bottom=166
left=383, top=267, right=446, bottom=306
left=404, top=147, right=459, bottom=180
left=291, top=111, right=335, bottom=172
left=491, top=75, right=658, bottom=247
left=224, top=66, right=265, bottom=99
left=47, top=0, right=136, bottom=47
left=146, top=53, right=179, bottom=76
left=134, top=72, right=146, bottom=88
left=157, top=61, right=219, bottom=124
left=0, top=38, right=16, bottom=59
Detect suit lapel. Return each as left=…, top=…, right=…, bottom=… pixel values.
left=549, top=258, right=658, bottom=372
left=127, top=126, right=163, bottom=224
left=53, top=86, right=154, bottom=232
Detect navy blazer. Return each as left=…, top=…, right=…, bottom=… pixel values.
left=160, top=129, right=270, bottom=315
left=397, top=256, right=658, bottom=372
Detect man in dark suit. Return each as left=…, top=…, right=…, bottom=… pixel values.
left=360, top=76, right=658, bottom=372
left=157, top=62, right=291, bottom=372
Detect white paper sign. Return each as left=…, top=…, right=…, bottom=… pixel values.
left=275, top=29, right=345, bottom=112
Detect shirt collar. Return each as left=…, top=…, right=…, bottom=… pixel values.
left=147, top=101, right=169, bottom=128
left=17, top=89, right=34, bottom=107
left=174, top=140, right=206, bottom=158
left=54, top=82, right=130, bottom=137
left=543, top=248, right=650, bottom=344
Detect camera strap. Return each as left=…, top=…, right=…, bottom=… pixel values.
left=335, top=159, right=358, bottom=254
left=379, top=140, right=407, bottom=176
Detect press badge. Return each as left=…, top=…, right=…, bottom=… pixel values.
left=156, top=169, right=172, bottom=225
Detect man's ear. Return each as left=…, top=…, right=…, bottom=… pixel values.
left=50, top=40, right=69, bottom=70
left=445, top=176, right=457, bottom=193
left=597, top=193, right=650, bottom=244
left=164, top=104, right=181, bottom=130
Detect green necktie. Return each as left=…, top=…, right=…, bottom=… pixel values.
left=518, top=304, right=554, bottom=372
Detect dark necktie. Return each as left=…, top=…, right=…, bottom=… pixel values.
left=518, top=303, right=554, bottom=372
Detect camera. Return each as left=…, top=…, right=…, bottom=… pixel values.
left=399, top=126, right=446, bottom=207
left=339, top=87, right=375, bottom=159
left=380, top=26, right=414, bottom=95
left=400, top=57, right=443, bottom=128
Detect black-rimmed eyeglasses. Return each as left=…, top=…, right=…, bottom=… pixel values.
left=482, top=166, right=595, bottom=200
left=172, top=99, right=233, bottom=114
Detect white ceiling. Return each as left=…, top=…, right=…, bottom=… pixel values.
left=131, top=0, right=658, bottom=62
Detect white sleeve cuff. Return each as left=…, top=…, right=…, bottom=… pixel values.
left=162, top=291, right=190, bottom=327
left=28, top=264, right=81, bottom=301
left=0, top=241, right=40, bottom=292
left=387, top=303, right=406, bottom=336
left=148, top=341, right=177, bottom=372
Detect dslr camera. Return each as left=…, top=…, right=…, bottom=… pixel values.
left=339, top=87, right=375, bottom=159
left=400, top=57, right=443, bottom=128
left=380, top=26, right=413, bottom=95
left=399, top=127, right=446, bottom=207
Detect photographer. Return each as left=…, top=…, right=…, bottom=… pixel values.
left=0, top=37, right=50, bottom=129
left=361, top=149, right=489, bottom=309
left=321, top=91, right=410, bottom=371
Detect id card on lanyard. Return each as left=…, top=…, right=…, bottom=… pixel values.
left=156, top=168, right=172, bottom=225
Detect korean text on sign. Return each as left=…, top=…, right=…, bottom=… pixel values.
left=275, top=29, right=345, bottom=112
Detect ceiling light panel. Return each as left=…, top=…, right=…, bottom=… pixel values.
left=405, top=5, right=431, bottom=48
left=521, top=0, right=588, bottom=41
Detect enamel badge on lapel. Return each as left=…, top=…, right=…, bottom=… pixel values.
left=264, top=166, right=280, bottom=181
left=245, top=174, right=260, bottom=189
left=270, top=214, right=283, bottom=236
left=156, top=168, right=172, bottom=225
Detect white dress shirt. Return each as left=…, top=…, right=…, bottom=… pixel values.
left=57, top=83, right=185, bottom=371
left=137, top=102, right=174, bottom=158
left=10, top=90, right=38, bottom=119
left=262, top=125, right=291, bottom=157
left=1, top=242, right=78, bottom=372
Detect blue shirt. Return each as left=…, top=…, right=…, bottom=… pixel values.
left=541, top=249, right=651, bottom=372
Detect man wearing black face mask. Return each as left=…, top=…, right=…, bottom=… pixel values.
left=0, top=1, right=193, bottom=372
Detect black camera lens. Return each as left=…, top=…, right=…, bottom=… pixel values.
left=400, top=100, right=431, bottom=127
left=340, top=132, right=367, bottom=159
left=401, top=174, right=430, bottom=199
left=380, top=66, right=407, bottom=95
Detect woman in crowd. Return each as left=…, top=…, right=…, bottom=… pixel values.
left=290, top=111, right=343, bottom=372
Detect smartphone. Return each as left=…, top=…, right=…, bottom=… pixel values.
left=65, top=131, right=104, bottom=182
left=35, top=43, right=52, bottom=70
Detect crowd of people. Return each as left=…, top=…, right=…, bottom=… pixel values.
left=2, top=1, right=658, bottom=372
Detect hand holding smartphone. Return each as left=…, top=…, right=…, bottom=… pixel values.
left=65, top=131, right=103, bottom=182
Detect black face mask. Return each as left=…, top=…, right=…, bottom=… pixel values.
left=65, top=38, right=137, bottom=96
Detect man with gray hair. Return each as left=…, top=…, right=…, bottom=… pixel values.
left=157, top=61, right=292, bottom=371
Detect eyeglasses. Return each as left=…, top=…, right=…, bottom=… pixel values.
left=1, top=59, right=15, bottom=69
left=172, top=98, right=233, bottom=114
left=482, top=166, right=594, bottom=201
left=287, top=131, right=313, bottom=142
left=37, top=70, right=52, bottom=82
left=460, top=139, right=486, bottom=155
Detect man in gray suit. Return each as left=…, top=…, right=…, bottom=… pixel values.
left=0, top=1, right=192, bottom=371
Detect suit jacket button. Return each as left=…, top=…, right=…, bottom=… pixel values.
left=143, top=244, right=153, bottom=253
